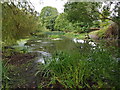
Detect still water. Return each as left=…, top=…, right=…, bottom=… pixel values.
left=14, top=36, right=97, bottom=64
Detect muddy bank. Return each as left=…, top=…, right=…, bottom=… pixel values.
left=8, top=52, right=37, bottom=66
left=2, top=52, right=43, bottom=88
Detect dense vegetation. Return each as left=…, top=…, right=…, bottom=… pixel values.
left=2, top=2, right=42, bottom=46
left=1, top=1, right=120, bottom=89
left=2, top=1, right=120, bottom=46
left=40, top=6, right=58, bottom=31
left=44, top=46, right=119, bottom=88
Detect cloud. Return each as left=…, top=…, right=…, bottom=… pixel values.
left=29, top=0, right=67, bottom=13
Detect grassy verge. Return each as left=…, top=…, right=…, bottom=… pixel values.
left=45, top=31, right=65, bottom=39
left=33, top=30, right=87, bottom=39
left=63, top=32, right=86, bottom=39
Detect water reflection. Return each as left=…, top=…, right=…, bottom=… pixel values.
left=13, top=37, right=118, bottom=64
left=73, top=38, right=96, bottom=46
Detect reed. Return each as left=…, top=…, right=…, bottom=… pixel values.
left=44, top=46, right=119, bottom=88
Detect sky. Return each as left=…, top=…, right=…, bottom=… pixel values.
left=17, top=0, right=118, bottom=17
left=29, top=0, right=67, bottom=13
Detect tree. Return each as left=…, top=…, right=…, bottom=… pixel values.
left=40, top=6, right=58, bottom=31
left=64, top=2, right=101, bottom=27
left=100, top=1, right=120, bottom=47
left=54, top=13, right=74, bottom=32
left=2, top=2, right=39, bottom=46
left=54, top=12, right=90, bottom=33
left=64, top=1, right=120, bottom=46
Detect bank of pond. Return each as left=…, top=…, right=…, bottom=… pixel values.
left=2, top=32, right=120, bottom=89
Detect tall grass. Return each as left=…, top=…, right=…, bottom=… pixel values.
left=2, top=60, right=11, bottom=89
left=44, top=46, right=119, bottom=88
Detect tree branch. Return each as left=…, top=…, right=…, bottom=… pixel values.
left=97, top=11, right=114, bottom=22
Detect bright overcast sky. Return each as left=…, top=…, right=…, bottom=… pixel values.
left=29, top=0, right=67, bottom=13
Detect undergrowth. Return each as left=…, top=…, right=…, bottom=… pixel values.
left=43, top=45, right=119, bottom=89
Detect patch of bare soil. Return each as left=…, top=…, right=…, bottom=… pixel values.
left=8, top=52, right=37, bottom=66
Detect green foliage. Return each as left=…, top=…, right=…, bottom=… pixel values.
left=54, top=2, right=102, bottom=33
left=44, top=31, right=64, bottom=39
left=54, top=13, right=88, bottom=33
left=89, top=26, right=108, bottom=40
left=97, top=26, right=109, bottom=38
left=37, top=18, right=47, bottom=32
left=54, top=13, right=73, bottom=32
left=90, top=22, right=118, bottom=40
left=44, top=46, right=119, bottom=88
left=48, top=35, right=60, bottom=39
left=63, top=1, right=120, bottom=35
left=64, top=32, right=86, bottom=39
left=100, top=20, right=111, bottom=28
left=64, top=2, right=101, bottom=27
left=40, top=6, right=58, bottom=31
left=100, top=1, right=120, bottom=24
left=2, top=2, right=39, bottom=46
left=92, top=20, right=100, bottom=28
left=46, top=16, right=57, bottom=31
left=2, top=61, right=11, bottom=89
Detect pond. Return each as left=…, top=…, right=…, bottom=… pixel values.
left=4, top=35, right=119, bottom=88
left=14, top=36, right=98, bottom=64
